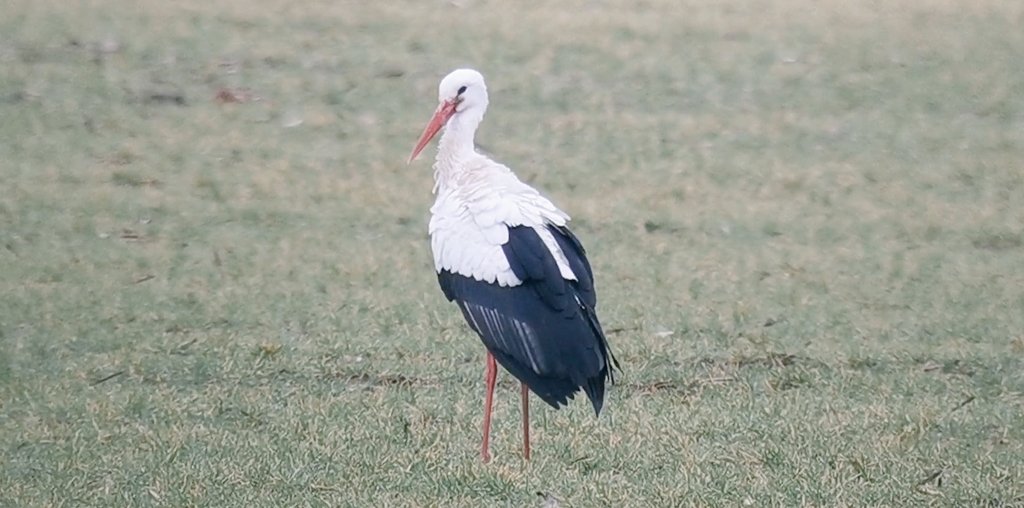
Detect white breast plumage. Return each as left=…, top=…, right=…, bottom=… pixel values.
left=429, top=160, right=575, bottom=286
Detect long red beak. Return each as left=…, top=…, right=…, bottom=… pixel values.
left=408, top=100, right=458, bottom=164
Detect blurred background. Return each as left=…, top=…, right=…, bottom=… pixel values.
left=2, top=0, right=1022, bottom=505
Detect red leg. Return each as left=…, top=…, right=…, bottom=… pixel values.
left=481, top=352, right=497, bottom=463
left=521, top=382, right=531, bottom=461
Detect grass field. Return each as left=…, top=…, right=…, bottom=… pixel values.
left=2, top=0, right=1023, bottom=505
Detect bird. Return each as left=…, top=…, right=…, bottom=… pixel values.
left=408, top=68, right=619, bottom=462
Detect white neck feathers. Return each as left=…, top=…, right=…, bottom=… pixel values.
left=433, top=109, right=485, bottom=191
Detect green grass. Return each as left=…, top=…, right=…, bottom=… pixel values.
left=2, top=0, right=1023, bottom=505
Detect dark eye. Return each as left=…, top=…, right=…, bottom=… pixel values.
left=457, top=85, right=467, bottom=95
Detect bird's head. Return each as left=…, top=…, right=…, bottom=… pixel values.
left=408, top=68, right=489, bottom=163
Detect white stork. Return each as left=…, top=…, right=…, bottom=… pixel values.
left=408, top=68, right=619, bottom=463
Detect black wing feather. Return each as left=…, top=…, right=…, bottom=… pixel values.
left=437, top=224, right=618, bottom=414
